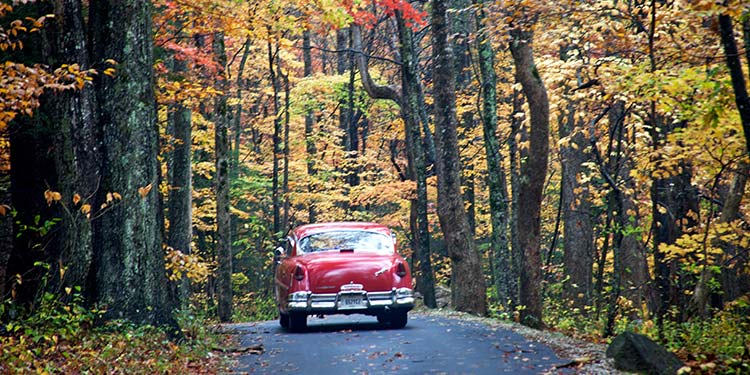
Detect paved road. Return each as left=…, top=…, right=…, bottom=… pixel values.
left=233, top=313, right=572, bottom=374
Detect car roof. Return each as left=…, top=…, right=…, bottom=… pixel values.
left=291, top=222, right=391, bottom=239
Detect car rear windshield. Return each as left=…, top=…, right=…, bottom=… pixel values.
left=298, top=230, right=394, bottom=255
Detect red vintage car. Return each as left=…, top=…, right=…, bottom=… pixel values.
left=274, top=222, right=415, bottom=331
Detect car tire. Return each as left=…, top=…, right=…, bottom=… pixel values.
left=376, top=314, right=388, bottom=325
left=389, top=310, right=408, bottom=329
left=289, top=312, right=307, bottom=332
left=279, top=311, right=289, bottom=328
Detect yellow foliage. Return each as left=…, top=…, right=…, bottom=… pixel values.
left=164, top=246, right=213, bottom=284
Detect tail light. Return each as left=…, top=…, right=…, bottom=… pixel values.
left=396, top=262, right=407, bottom=277
left=294, top=265, right=305, bottom=281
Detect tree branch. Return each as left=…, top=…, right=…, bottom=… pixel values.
left=351, top=25, right=402, bottom=102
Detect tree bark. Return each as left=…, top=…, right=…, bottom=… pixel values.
left=89, top=0, right=175, bottom=325
left=394, top=17, right=437, bottom=309
left=475, top=0, right=511, bottom=309
left=560, top=101, right=594, bottom=309
left=509, top=25, right=549, bottom=328
left=268, top=41, right=282, bottom=235
left=166, top=26, right=193, bottom=310
left=432, top=0, right=487, bottom=315
left=610, top=101, right=651, bottom=312
left=303, top=30, right=318, bottom=223
left=47, top=0, right=100, bottom=297
left=214, top=32, right=233, bottom=323
left=718, top=160, right=750, bottom=303
left=719, top=13, right=750, bottom=156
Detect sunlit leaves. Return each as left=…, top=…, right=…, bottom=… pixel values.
left=164, top=246, right=213, bottom=283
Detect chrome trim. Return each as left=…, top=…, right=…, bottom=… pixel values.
left=286, top=288, right=414, bottom=312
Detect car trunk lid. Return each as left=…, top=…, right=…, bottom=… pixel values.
left=297, top=252, right=399, bottom=294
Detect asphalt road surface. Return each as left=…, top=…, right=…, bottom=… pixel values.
left=233, top=313, right=573, bottom=374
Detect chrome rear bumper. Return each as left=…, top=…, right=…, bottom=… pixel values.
left=286, top=287, right=414, bottom=313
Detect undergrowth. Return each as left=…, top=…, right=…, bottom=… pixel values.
left=540, top=296, right=750, bottom=374
left=0, top=292, right=230, bottom=374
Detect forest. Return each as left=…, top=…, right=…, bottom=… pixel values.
left=1, top=0, right=749, bottom=373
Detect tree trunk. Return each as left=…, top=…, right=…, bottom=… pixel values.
left=281, top=64, right=291, bottom=231
left=0, top=132, right=10, bottom=297
left=453, top=0, right=476, bottom=235
left=232, top=38, right=250, bottom=181
left=48, top=0, right=100, bottom=297
left=166, top=28, right=193, bottom=309
left=719, top=161, right=750, bottom=303
left=560, top=101, right=594, bottom=309
left=719, top=13, right=750, bottom=156
left=609, top=101, right=651, bottom=312
left=345, top=30, right=361, bottom=189
left=89, top=0, right=175, bottom=325
left=214, top=32, right=233, bottom=323
left=269, top=41, right=282, bottom=235
left=475, top=0, right=511, bottom=309
left=508, top=86, right=526, bottom=309
left=395, top=17, right=437, bottom=309
left=432, top=0, right=487, bottom=315
left=303, top=30, right=318, bottom=223
left=509, top=26, right=549, bottom=328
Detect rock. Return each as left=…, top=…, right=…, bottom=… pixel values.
left=435, top=285, right=451, bottom=308
left=606, top=331, right=684, bottom=375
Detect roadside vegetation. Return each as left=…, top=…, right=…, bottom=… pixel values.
left=0, top=293, right=231, bottom=374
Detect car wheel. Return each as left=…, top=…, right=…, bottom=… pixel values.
left=289, top=312, right=307, bottom=332
left=389, top=310, right=408, bottom=329
left=279, top=311, right=289, bottom=328
left=376, top=314, right=388, bottom=324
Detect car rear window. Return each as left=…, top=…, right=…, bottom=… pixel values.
left=298, top=230, right=394, bottom=255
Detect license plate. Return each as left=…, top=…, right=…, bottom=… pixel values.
left=339, top=294, right=366, bottom=309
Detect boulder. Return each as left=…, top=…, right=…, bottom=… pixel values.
left=606, top=331, right=684, bottom=375
left=435, top=285, right=451, bottom=308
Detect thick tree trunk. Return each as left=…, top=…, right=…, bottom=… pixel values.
left=560, top=103, right=594, bottom=309
left=475, top=0, right=511, bottom=309
left=89, top=0, right=174, bottom=325
left=509, top=26, right=549, bottom=328
left=214, top=32, right=233, bottom=323
left=432, top=0, right=487, bottom=315
left=47, top=0, right=100, bottom=297
left=453, top=0, right=476, bottom=235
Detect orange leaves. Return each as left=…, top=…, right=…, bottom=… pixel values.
left=44, top=190, right=62, bottom=206
left=43, top=190, right=125, bottom=219
left=138, top=183, right=153, bottom=198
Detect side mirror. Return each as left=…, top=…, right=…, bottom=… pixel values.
left=274, top=246, right=285, bottom=264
